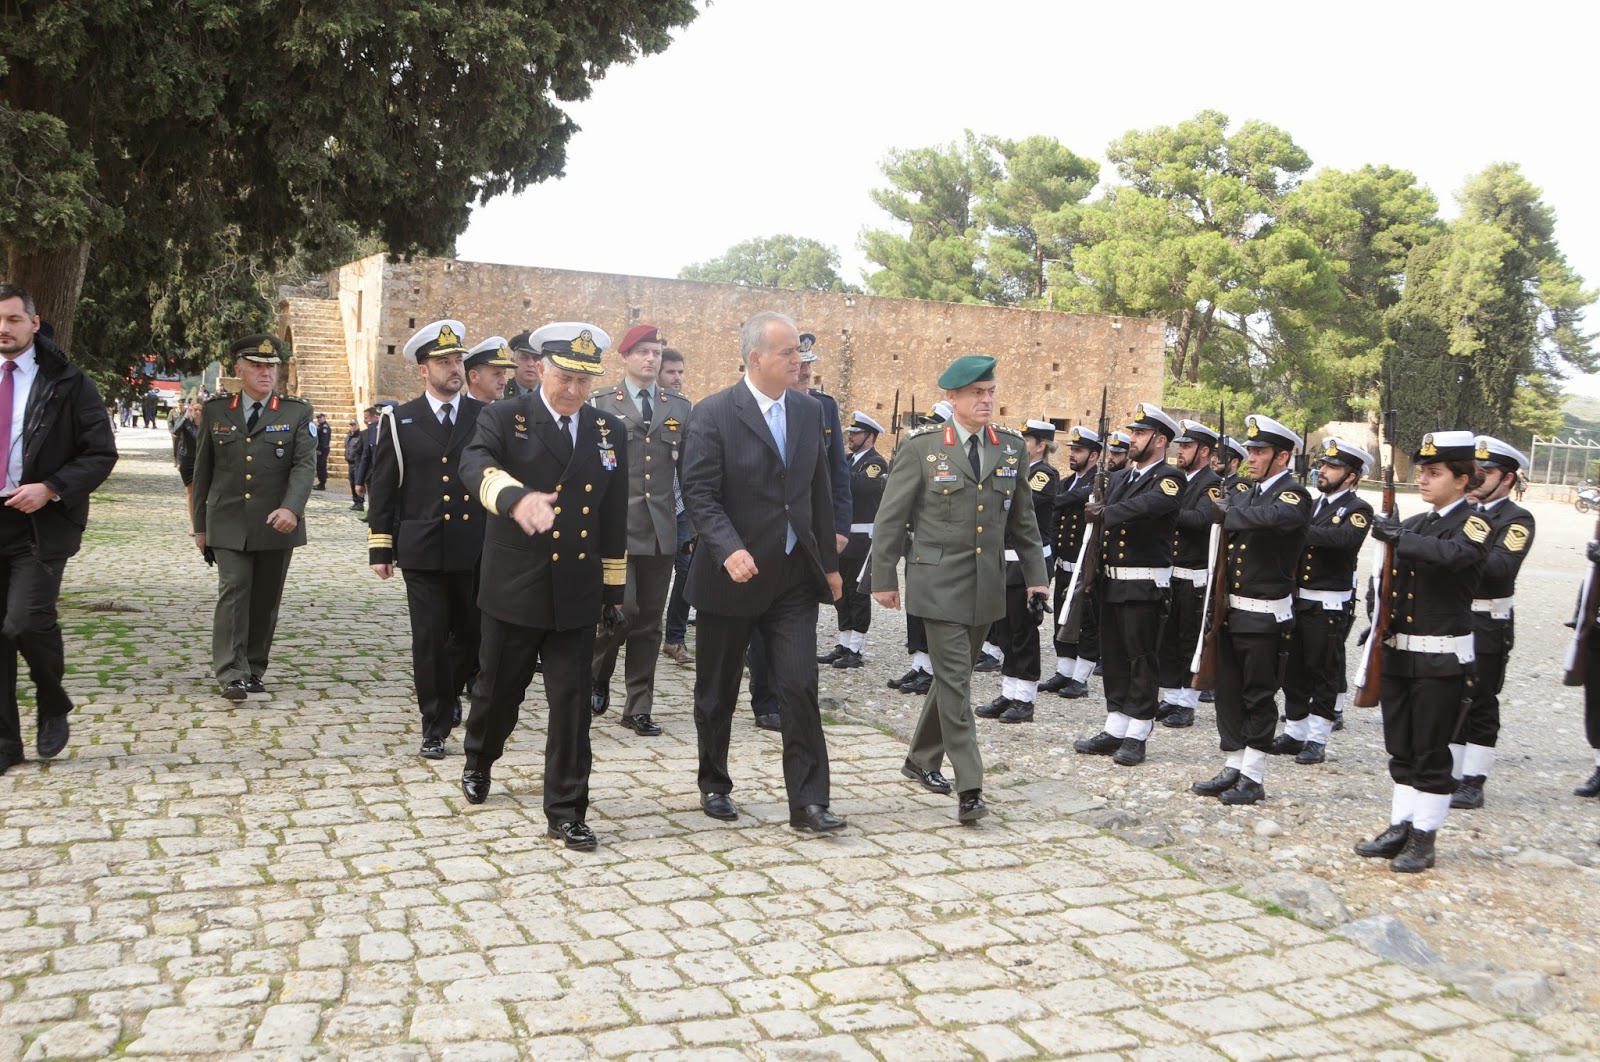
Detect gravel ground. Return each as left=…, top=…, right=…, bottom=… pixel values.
left=799, top=487, right=1600, bottom=1012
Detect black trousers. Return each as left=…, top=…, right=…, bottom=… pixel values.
left=832, top=552, right=871, bottom=635
left=664, top=511, right=692, bottom=644
left=348, top=470, right=363, bottom=508
left=1282, top=606, right=1350, bottom=722
left=746, top=630, right=779, bottom=720
left=315, top=449, right=329, bottom=486
left=1102, top=599, right=1162, bottom=720
left=1586, top=635, right=1600, bottom=749
left=402, top=567, right=480, bottom=741
left=1215, top=624, right=1288, bottom=752
left=905, top=614, right=928, bottom=655
left=1381, top=663, right=1469, bottom=795
left=1460, top=634, right=1508, bottom=748
left=0, top=510, right=71, bottom=759
left=465, top=614, right=595, bottom=824
left=999, top=582, right=1042, bottom=682
left=1157, top=579, right=1206, bottom=690
left=694, top=560, right=830, bottom=810
left=1052, top=567, right=1100, bottom=661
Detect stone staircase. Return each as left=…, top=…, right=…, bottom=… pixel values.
left=281, top=297, right=355, bottom=481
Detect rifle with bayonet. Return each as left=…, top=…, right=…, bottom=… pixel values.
left=1352, top=409, right=1398, bottom=707
left=1189, top=402, right=1229, bottom=689
left=890, top=389, right=901, bottom=438
left=1057, top=387, right=1109, bottom=642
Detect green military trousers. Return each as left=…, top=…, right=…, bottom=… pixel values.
left=907, top=618, right=987, bottom=794
left=211, top=547, right=295, bottom=684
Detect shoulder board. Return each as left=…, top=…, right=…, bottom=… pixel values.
left=667, top=391, right=691, bottom=405
left=588, top=385, right=614, bottom=398
left=279, top=394, right=310, bottom=405
left=205, top=392, right=232, bottom=402
left=907, top=424, right=940, bottom=438
left=993, top=425, right=1024, bottom=438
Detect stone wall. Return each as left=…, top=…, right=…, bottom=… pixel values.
left=327, top=256, right=1166, bottom=431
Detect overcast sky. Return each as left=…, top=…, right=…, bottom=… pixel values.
left=458, top=0, right=1600, bottom=394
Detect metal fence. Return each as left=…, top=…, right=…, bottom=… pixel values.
left=1529, top=436, right=1600, bottom=486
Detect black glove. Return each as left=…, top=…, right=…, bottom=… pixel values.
left=203, top=546, right=216, bottom=566
left=1587, top=540, right=1600, bottom=565
left=1210, top=493, right=1230, bottom=523
left=1084, top=501, right=1106, bottom=522
left=1028, top=591, right=1048, bottom=623
left=600, top=604, right=626, bottom=634
left=1355, top=624, right=1371, bottom=647
left=1370, top=514, right=1403, bottom=543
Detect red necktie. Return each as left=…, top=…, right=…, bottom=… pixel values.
left=0, top=361, right=15, bottom=489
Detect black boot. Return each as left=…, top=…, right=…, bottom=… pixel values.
left=973, top=653, right=1002, bottom=673
left=1268, top=733, right=1305, bottom=755
left=1161, top=705, right=1195, bottom=729
left=1058, top=678, right=1089, bottom=699
left=1295, top=741, right=1326, bottom=765
left=887, top=667, right=919, bottom=690
left=1219, top=777, right=1266, bottom=805
left=1354, top=822, right=1410, bottom=858
left=1191, top=767, right=1240, bottom=797
left=900, top=669, right=933, bottom=695
left=832, top=649, right=864, bottom=669
left=1154, top=702, right=1178, bottom=721
left=817, top=644, right=848, bottom=665
left=1037, top=673, right=1072, bottom=694
left=1450, top=775, right=1485, bottom=810
left=1575, top=767, right=1600, bottom=798
left=975, top=696, right=1012, bottom=719
left=1074, top=731, right=1121, bottom=756
left=1390, top=828, right=1437, bottom=873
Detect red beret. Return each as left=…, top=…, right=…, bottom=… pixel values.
left=618, top=324, right=660, bottom=354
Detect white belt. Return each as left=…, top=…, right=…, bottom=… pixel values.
left=1227, top=594, right=1294, bottom=621
left=849, top=523, right=874, bottom=535
left=1107, top=566, right=1172, bottom=587
left=1172, top=566, right=1209, bottom=586
left=1056, top=558, right=1077, bottom=573
left=1004, top=545, right=1051, bottom=563
left=1386, top=632, right=1476, bottom=664
left=1297, top=587, right=1353, bottom=611
left=1471, top=597, right=1514, bottom=620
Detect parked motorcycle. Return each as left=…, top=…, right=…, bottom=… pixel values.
left=1576, top=484, right=1600, bottom=513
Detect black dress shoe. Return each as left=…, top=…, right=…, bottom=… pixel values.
left=1154, top=702, right=1178, bottom=720
left=420, top=738, right=445, bottom=760
left=36, top=716, right=69, bottom=760
left=900, top=669, right=933, bottom=695
left=832, top=649, right=864, bottom=669
left=701, top=793, right=739, bottom=821
left=1112, top=737, right=1146, bottom=767
left=1191, top=767, right=1242, bottom=797
left=619, top=714, right=663, bottom=736
left=817, top=644, right=848, bottom=664
left=548, top=820, right=598, bottom=851
left=1037, top=673, right=1072, bottom=694
left=313, top=483, right=326, bottom=491
left=1219, top=777, right=1266, bottom=805
left=1161, top=705, right=1194, bottom=729
left=957, top=790, right=988, bottom=824
left=1354, top=821, right=1411, bottom=858
left=1268, top=733, right=1305, bottom=756
left=901, top=761, right=953, bottom=794
left=1331, top=712, right=1345, bottom=731
left=973, top=653, right=1002, bottom=673
left=221, top=680, right=249, bottom=702
left=1450, top=775, right=1485, bottom=809
left=888, top=667, right=920, bottom=690
left=1074, top=730, right=1121, bottom=756
left=1092, top=662, right=1104, bottom=676
left=1058, top=678, right=1089, bottom=699
left=461, top=769, right=491, bottom=805
left=754, top=713, right=781, bottom=732
left=1574, top=767, right=1600, bottom=798
left=589, top=689, right=609, bottom=716
left=998, top=702, right=1034, bottom=724
left=1295, top=741, right=1326, bottom=765
left=1198, top=689, right=1214, bottom=703
left=0, top=749, right=24, bottom=776
left=245, top=675, right=267, bottom=694
left=1390, top=828, right=1436, bottom=873
left=451, top=701, right=463, bottom=727
left=975, top=696, right=1012, bottom=719
left=790, top=804, right=847, bottom=832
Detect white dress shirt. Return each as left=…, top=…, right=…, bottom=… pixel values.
left=424, top=391, right=462, bottom=426
left=3, top=347, right=39, bottom=494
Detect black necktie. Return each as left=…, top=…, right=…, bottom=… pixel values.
left=247, top=402, right=260, bottom=431
left=968, top=436, right=981, bottom=479
left=441, top=404, right=453, bottom=429
left=555, top=415, right=573, bottom=461
left=639, top=388, right=653, bottom=430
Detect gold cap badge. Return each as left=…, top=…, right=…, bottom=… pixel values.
left=437, top=324, right=460, bottom=349
left=572, top=330, right=598, bottom=357
left=1420, top=434, right=1437, bottom=457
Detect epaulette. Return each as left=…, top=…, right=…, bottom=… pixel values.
left=205, top=392, right=232, bottom=402
left=907, top=424, right=940, bottom=437
left=993, top=424, right=1025, bottom=438
left=279, top=394, right=310, bottom=405
left=589, top=385, right=615, bottom=398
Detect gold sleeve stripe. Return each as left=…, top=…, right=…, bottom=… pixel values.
left=602, top=557, right=627, bottom=586
left=478, top=467, right=524, bottom=514
left=367, top=534, right=394, bottom=548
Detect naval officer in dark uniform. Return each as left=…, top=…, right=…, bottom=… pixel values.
left=192, top=335, right=315, bottom=701
left=1155, top=419, right=1222, bottom=730
left=458, top=322, right=628, bottom=852
left=1040, top=426, right=1101, bottom=699
left=366, top=319, right=486, bottom=759
left=818, top=411, right=889, bottom=670
left=1191, top=415, right=1310, bottom=805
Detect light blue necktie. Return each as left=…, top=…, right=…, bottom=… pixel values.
left=768, top=401, right=796, bottom=553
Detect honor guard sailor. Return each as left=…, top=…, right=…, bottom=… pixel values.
left=1353, top=431, right=1490, bottom=872
left=464, top=336, right=517, bottom=405
left=1451, top=436, right=1535, bottom=809
left=458, top=322, right=629, bottom=852
left=367, top=319, right=486, bottom=759
left=1155, top=419, right=1223, bottom=730
left=818, top=411, right=889, bottom=669
left=1039, top=426, right=1102, bottom=699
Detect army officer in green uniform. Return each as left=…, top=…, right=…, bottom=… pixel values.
left=870, top=355, right=1049, bottom=823
left=192, top=335, right=316, bottom=701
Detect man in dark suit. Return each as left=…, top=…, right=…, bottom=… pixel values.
left=0, top=284, right=118, bottom=772
left=367, top=319, right=486, bottom=759
left=459, top=322, right=628, bottom=852
left=313, top=413, right=331, bottom=490
left=682, top=310, right=845, bottom=833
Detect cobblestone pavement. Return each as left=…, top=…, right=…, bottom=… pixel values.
left=2, top=431, right=1597, bottom=1060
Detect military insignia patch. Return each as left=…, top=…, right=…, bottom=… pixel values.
left=865, top=464, right=882, bottom=478
left=1029, top=470, right=1050, bottom=490
left=1134, top=403, right=1146, bottom=420
left=1324, top=441, right=1339, bottom=458
left=1280, top=491, right=1301, bottom=505
left=1351, top=512, right=1369, bottom=529
left=664, top=418, right=680, bottom=431
left=257, top=340, right=274, bottom=354
left=437, top=324, right=461, bottom=349
left=1159, top=477, right=1179, bottom=496
left=1419, top=433, right=1437, bottom=458
left=926, top=454, right=937, bottom=463
left=1504, top=524, right=1530, bottom=552
left=1207, top=487, right=1222, bottom=501
left=1463, top=515, right=1490, bottom=543
left=1474, top=438, right=1491, bottom=460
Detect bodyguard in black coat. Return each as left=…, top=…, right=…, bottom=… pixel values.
left=682, top=311, right=843, bottom=832
left=367, top=320, right=487, bottom=759
left=0, top=289, right=117, bottom=771
left=1192, top=415, right=1311, bottom=806
left=1156, top=419, right=1223, bottom=729
left=1278, top=438, right=1373, bottom=764
left=458, top=323, right=628, bottom=852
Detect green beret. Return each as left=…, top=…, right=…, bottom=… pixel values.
left=937, top=355, right=996, bottom=390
